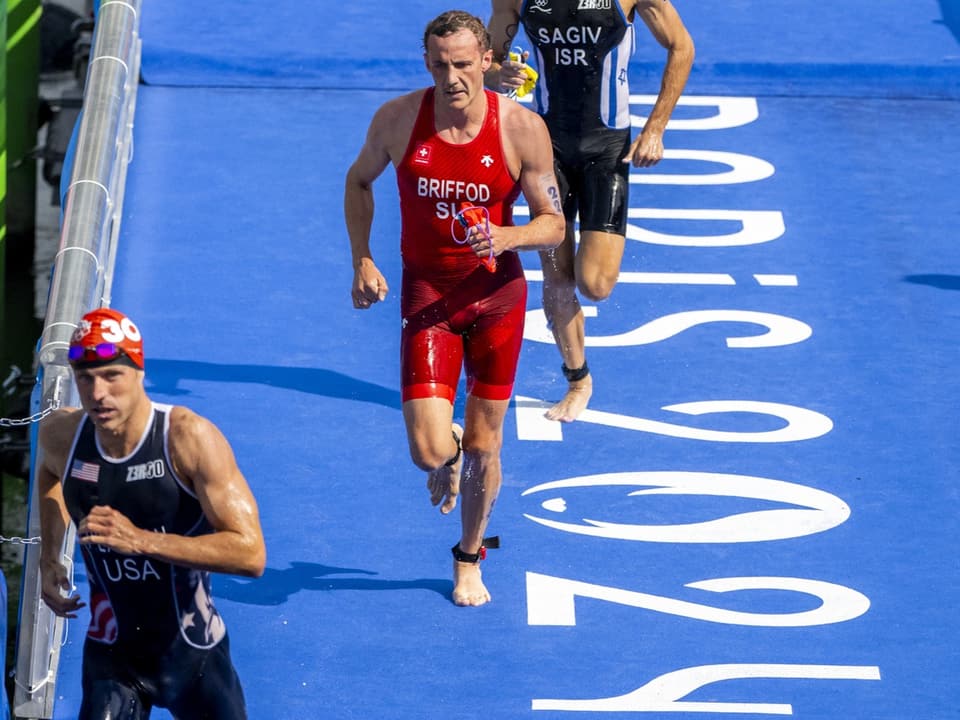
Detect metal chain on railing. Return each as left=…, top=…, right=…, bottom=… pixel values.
left=0, top=406, right=58, bottom=428
left=1, top=365, right=54, bottom=427
left=1, top=367, right=53, bottom=547
left=1, top=365, right=62, bottom=427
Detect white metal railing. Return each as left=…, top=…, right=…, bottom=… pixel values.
left=13, top=2, right=142, bottom=717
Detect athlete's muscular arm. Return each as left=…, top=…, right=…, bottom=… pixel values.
left=77, top=407, right=267, bottom=577
left=344, top=99, right=406, bottom=309
left=624, top=0, right=695, bottom=168
left=473, top=102, right=564, bottom=256
left=38, top=409, right=86, bottom=617
left=514, top=111, right=566, bottom=250
left=485, top=0, right=527, bottom=92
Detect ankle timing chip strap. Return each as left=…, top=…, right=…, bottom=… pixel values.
left=451, top=536, right=501, bottom=563
left=562, top=361, right=590, bottom=383
left=444, top=428, right=462, bottom=467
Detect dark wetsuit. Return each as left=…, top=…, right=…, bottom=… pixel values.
left=520, top=0, right=635, bottom=233
left=62, top=403, right=246, bottom=719
left=396, top=88, right=526, bottom=403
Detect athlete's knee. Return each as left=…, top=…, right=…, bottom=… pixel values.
left=576, top=266, right=619, bottom=302
left=461, top=429, right=502, bottom=462
left=408, top=434, right=458, bottom=472
left=575, top=225, right=625, bottom=301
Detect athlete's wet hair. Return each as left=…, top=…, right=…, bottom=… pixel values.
left=423, top=10, right=491, bottom=53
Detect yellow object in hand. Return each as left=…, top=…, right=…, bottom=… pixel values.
left=508, top=50, right=539, bottom=98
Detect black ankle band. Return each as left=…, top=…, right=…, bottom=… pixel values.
left=451, top=536, right=500, bottom=563
left=562, top=362, right=590, bottom=382
left=451, top=543, right=481, bottom=563
left=444, top=429, right=461, bottom=467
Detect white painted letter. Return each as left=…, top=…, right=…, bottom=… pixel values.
left=523, top=309, right=811, bottom=348
left=631, top=150, right=775, bottom=185
left=533, top=663, right=881, bottom=713
left=626, top=208, right=785, bottom=247
left=630, top=95, right=760, bottom=131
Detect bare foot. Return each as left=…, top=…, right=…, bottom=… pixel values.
left=544, top=376, right=592, bottom=422
left=452, top=560, right=491, bottom=606
left=427, top=423, right=463, bottom=514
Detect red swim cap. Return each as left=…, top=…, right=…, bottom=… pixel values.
left=68, top=308, right=145, bottom=369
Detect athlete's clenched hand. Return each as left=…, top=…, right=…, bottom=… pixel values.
left=79, top=504, right=146, bottom=556
left=498, top=51, right=530, bottom=93
left=352, top=258, right=389, bottom=309
left=464, top=221, right=509, bottom=259
left=623, top=128, right=665, bottom=168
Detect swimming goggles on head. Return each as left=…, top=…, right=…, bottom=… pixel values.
left=68, top=343, right=125, bottom=363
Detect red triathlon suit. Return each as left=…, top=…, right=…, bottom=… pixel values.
left=396, top=88, right=525, bottom=404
